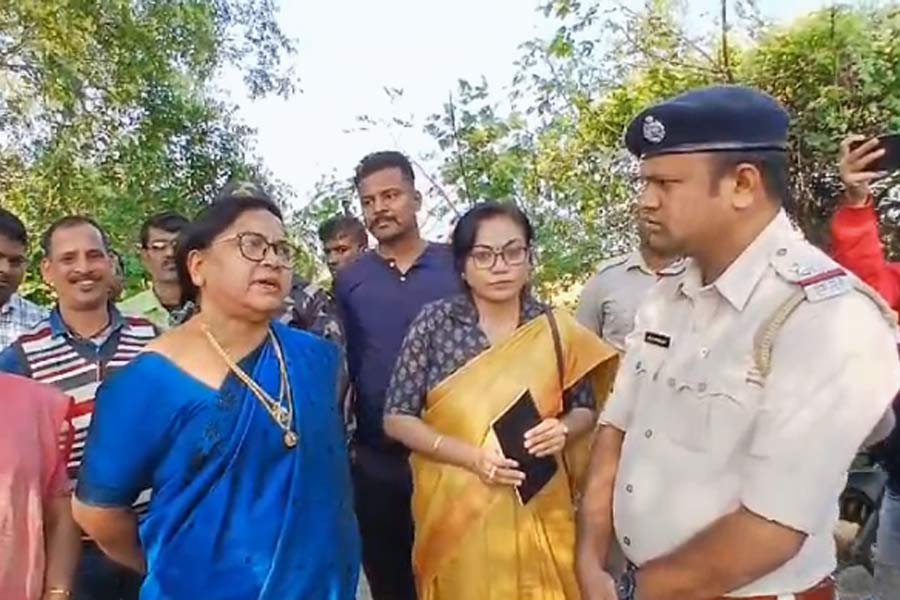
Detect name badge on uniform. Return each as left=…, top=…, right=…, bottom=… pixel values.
left=645, top=331, right=671, bottom=348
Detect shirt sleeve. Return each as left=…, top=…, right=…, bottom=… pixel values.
left=576, top=274, right=606, bottom=337
left=384, top=306, right=434, bottom=417
left=0, top=343, right=29, bottom=376
left=741, top=291, right=900, bottom=534
left=75, top=356, right=174, bottom=508
left=831, top=203, right=900, bottom=312
left=564, top=376, right=596, bottom=411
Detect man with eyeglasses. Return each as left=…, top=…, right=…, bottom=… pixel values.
left=118, top=212, right=190, bottom=330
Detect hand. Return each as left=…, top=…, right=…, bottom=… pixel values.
left=839, top=135, right=887, bottom=206
left=576, top=565, right=618, bottom=600
left=524, top=418, right=568, bottom=457
left=471, top=447, right=525, bottom=487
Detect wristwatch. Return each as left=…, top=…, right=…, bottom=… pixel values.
left=617, top=568, right=637, bottom=600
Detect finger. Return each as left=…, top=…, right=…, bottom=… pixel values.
left=846, top=171, right=887, bottom=183
left=849, top=148, right=886, bottom=171
left=530, top=439, right=565, bottom=457
left=494, top=467, right=526, bottom=485
left=524, top=419, right=556, bottom=439
left=845, top=136, right=880, bottom=160
left=487, top=455, right=520, bottom=469
left=524, top=428, right=564, bottom=449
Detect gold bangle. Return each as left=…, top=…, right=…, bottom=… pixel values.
left=431, top=434, right=445, bottom=452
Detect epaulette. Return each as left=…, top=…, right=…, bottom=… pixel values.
left=770, top=243, right=852, bottom=303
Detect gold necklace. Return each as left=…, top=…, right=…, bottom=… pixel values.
left=201, top=323, right=299, bottom=449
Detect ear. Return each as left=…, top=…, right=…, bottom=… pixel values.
left=731, top=163, right=762, bottom=210
left=413, top=190, right=423, bottom=211
left=40, top=258, right=52, bottom=286
left=187, top=249, right=205, bottom=289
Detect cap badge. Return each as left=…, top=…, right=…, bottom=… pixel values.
left=643, top=115, right=666, bottom=144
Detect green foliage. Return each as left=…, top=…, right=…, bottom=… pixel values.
left=0, top=0, right=296, bottom=301
left=419, top=1, right=900, bottom=295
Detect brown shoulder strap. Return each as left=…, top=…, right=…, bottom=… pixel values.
left=545, top=308, right=565, bottom=391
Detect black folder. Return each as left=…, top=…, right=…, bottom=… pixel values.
left=491, top=390, right=558, bottom=505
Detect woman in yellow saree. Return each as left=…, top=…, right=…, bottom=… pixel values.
left=384, top=202, right=619, bottom=600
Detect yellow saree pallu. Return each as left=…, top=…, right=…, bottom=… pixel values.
left=411, top=309, right=619, bottom=600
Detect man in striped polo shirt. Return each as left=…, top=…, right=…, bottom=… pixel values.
left=0, top=216, right=157, bottom=600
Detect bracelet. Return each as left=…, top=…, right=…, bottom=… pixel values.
left=45, top=589, right=71, bottom=599
left=431, top=434, right=445, bottom=452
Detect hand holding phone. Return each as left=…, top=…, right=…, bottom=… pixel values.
left=840, top=134, right=900, bottom=206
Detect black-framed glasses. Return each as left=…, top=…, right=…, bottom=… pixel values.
left=215, top=232, right=296, bottom=266
left=469, top=243, right=530, bottom=270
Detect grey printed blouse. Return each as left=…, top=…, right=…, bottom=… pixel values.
left=384, top=293, right=595, bottom=417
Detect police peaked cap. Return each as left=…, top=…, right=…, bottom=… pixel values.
left=625, top=85, right=790, bottom=159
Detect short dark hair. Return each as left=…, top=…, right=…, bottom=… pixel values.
left=176, top=195, right=284, bottom=305
left=318, top=216, right=368, bottom=248
left=41, top=216, right=109, bottom=257
left=451, top=202, right=534, bottom=275
left=0, top=207, right=28, bottom=246
left=353, top=151, right=415, bottom=189
left=140, top=211, right=190, bottom=248
left=708, top=151, right=791, bottom=205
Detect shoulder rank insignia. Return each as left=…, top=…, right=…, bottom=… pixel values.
left=771, top=244, right=852, bottom=303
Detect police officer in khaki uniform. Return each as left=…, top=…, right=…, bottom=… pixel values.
left=575, top=85, right=900, bottom=600
left=576, top=239, right=684, bottom=352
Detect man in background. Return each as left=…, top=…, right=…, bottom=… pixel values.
left=336, top=151, right=462, bottom=600
left=577, top=216, right=683, bottom=351
left=319, top=214, right=368, bottom=277
left=0, top=207, right=46, bottom=349
left=0, top=216, right=157, bottom=600
left=118, top=212, right=189, bottom=330
left=832, top=134, right=900, bottom=599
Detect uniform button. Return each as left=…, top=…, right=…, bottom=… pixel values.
left=667, top=378, right=676, bottom=387
left=776, top=248, right=787, bottom=257
left=700, top=348, right=710, bottom=358
left=626, top=484, right=634, bottom=493
left=698, top=382, right=708, bottom=392
left=635, top=361, right=642, bottom=371
left=644, top=429, right=653, bottom=439
left=400, top=276, right=407, bottom=282
left=623, top=536, right=631, bottom=546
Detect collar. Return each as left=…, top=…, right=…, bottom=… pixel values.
left=48, top=304, right=126, bottom=339
left=679, top=210, right=794, bottom=311
left=624, top=250, right=686, bottom=276
left=0, top=293, right=23, bottom=316
left=448, top=293, right=545, bottom=326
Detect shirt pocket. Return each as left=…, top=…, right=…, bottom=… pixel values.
left=665, top=369, right=761, bottom=454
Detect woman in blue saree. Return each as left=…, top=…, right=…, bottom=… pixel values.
left=73, top=182, right=360, bottom=600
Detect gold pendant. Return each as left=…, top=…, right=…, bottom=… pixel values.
left=284, top=430, right=299, bottom=449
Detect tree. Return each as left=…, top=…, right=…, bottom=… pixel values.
left=0, top=0, right=297, bottom=299
left=419, top=1, right=900, bottom=295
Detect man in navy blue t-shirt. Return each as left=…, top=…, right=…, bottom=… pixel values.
left=336, top=151, right=461, bottom=600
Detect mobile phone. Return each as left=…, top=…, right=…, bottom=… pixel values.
left=850, top=133, right=900, bottom=173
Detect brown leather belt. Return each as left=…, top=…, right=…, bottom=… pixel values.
left=715, top=577, right=835, bottom=600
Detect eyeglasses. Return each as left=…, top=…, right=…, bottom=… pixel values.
left=469, top=244, right=529, bottom=270
left=145, top=239, right=178, bottom=253
left=215, top=232, right=296, bottom=266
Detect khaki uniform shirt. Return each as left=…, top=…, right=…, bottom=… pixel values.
left=576, top=251, right=685, bottom=351
left=118, top=289, right=172, bottom=330
left=601, top=211, right=900, bottom=596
